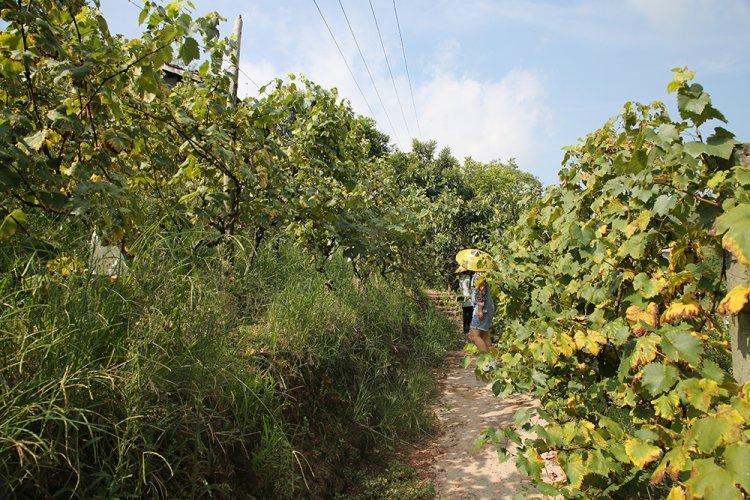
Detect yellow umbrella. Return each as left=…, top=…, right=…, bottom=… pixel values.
left=455, top=248, right=496, bottom=272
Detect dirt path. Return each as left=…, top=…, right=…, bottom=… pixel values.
left=431, top=352, right=539, bottom=499
left=421, top=292, right=559, bottom=499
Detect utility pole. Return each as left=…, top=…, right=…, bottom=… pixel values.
left=223, top=14, right=242, bottom=225
left=726, top=143, right=750, bottom=383
left=229, top=15, right=242, bottom=105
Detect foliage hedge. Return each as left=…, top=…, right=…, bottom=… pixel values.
left=480, top=69, right=750, bottom=499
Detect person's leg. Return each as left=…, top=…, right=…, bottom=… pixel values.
left=468, top=328, right=488, bottom=351
left=462, top=306, right=473, bottom=334
left=479, top=329, right=492, bottom=350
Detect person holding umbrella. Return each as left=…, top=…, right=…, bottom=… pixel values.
left=456, top=266, right=474, bottom=335
left=456, top=249, right=496, bottom=352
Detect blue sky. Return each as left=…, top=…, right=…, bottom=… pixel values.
left=100, top=0, right=750, bottom=184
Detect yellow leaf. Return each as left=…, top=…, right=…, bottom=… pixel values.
left=717, top=285, right=750, bottom=315
left=574, top=329, right=607, bottom=355
left=651, top=447, right=690, bottom=484
left=666, top=486, right=686, bottom=500
left=662, top=299, right=702, bottom=324
left=630, top=334, right=660, bottom=369
left=626, top=303, right=659, bottom=335
left=723, top=232, right=750, bottom=266
left=625, top=210, right=652, bottom=237
left=625, top=437, right=662, bottom=468
left=557, top=332, right=576, bottom=357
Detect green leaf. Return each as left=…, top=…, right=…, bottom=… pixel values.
left=630, top=334, right=660, bottom=369
left=676, top=378, right=721, bottom=412
left=684, top=128, right=738, bottom=160
left=0, top=209, right=26, bottom=240
left=653, top=391, right=680, bottom=420
left=633, top=273, right=666, bottom=299
left=690, top=409, right=744, bottom=453
left=661, top=328, right=703, bottom=367
left=179, top=37, right=200, bottom=65
left=641, top=362, right=678, bottom=396
left=716, top=203, right=750, bottom=266
left=686, top=459, right=743, bottom=500
left=656, top=123, right=679, bottom=144
left=701, top=360, right=725, bottom=383
left=725, top=442, right=750, bottom=493
left=735, top=166, right=750, bottom=186
left=562, top=452, right=586, bottom=489
left=652, top=446, right=690, bottom=484
left=516, top=448, right=544, bottom=480
left=138, top=5, right=149, bottom=25
left=653, top=194, right=675, bottom=216
left=513, top=407, right=533, bottom=427
left=618, top=232, right=649, bottom=259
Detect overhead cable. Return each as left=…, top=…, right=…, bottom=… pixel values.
left=338, top=0, right=399, bottom=143
left=312, top=0, right=377, bottom=119
left=368, top=0, right=411, bottom=137
left=392, top=0, right=421, bottom=139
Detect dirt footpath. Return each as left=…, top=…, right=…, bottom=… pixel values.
left=414, top=352, right=560, bottom=499
left=419, top=292, right=560, bottom=498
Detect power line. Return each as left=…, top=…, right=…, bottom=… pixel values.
left=126, top=0, right=145, bottom=10
left=368, top=0, right=411, bottom=138
left=337, top=0, right=399, bottom=143
left=311, top=0, right=377, bottom=120
left=238, top=67, right=260, bottom=89
left=392, top=0, right=421, bottom=139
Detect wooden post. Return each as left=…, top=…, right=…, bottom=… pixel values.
left=726, top=143, right=750, bottom=384
left=223, top=15, right=242, bottom=219
left=229, top=15, right=242, bottom=105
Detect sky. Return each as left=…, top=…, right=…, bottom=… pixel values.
left=100, top=0, right=750, bottom=185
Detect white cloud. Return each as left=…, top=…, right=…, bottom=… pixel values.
left=232, top=4, right=550, bottom=168
left=417, top=69, right=549, bottom=165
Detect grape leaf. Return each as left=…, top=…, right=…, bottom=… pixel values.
left=724, top=442, right=750, bottom=493
left=624, top=438, right=662, bottom=468
left=179, top=37, right=200, bottom=65
left=686, top=459, right=743, bottom=500
left=641, top=363, right=679, bottom=396
left=661, top=328, right=703, bottom=367
left=689, top=408, right=744, bottom=453
left=717, top=285, right=750, bottom=315
left=716, top=204, right=750, bottom=266
left=653, top=391, right=680, bottom=420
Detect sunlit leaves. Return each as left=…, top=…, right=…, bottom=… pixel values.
left=687, top=406, right=744, bottom=453
left=718, top=285, right=750, bottom=315
left=479, top=69, right=749, bottom=498
left=676, top=378, right=722, bottom=412
left=716, top=204, right=750, bottom=266
left=23, top=129, right=48, bottom=151
left=662, top=299, right=701, bottom=324
left=724, top=442, right=750, bottom=493
left=660, top=328, right=703, bottom=367
left=624, top=438, right=662, bottom=468
left=685, top=459, right=743, bottom=500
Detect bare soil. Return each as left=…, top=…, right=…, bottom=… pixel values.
left=415, top=292, right=562, bottom=499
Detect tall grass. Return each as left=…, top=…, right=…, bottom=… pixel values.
left=0, top=228, right=456, bottom=498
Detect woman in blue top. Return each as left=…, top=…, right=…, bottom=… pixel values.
left=468, top=272, right=494, bottom=351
